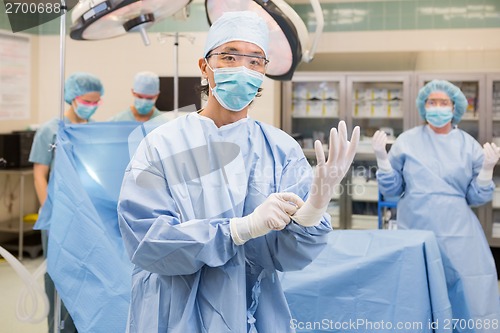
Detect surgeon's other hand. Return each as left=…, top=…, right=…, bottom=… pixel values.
left=482, top=142, right=500, bottom=170
left=230, top=192, right=304, bottom=245
left=372, top=130, right=388, bottom=160
left=293, top=121, right=359, bottom=227
left=371, top=130, right=392, bottom=172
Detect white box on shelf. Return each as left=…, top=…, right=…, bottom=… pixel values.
left=324, top=100, right=339, bottom=117
left=292, top=100, right=307, bottom=117
left=388, top=89, right=402, bottom=100
left=324, top=84, right=339, bottom=100
left=371, top=88, right=388, bottom=100
left=307, top=83, right=323, bottom=100
left=493, top=223, right=500, bottom=238
left=493, top=188, right=500, bottom=208
left=292, top=83, right=308, bottom=100
left=307, top=100, right=324, bottom=117
left=370, top=100, right=388, bottom=117
left=353, top=100, right=370, bottom=117
left=351, top=177, right=378, bottom=202
left=351, top=214, right=378, bottom=230
left=388, top=100, right=403, bottom=117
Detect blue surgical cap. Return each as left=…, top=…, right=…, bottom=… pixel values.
left=416, top=79, right=468, bottom=125
left=64, top=72, right=104, bottom=104
left=133, top=71, right=160, bottom=95
left=203, top=11, right=269, bottom=58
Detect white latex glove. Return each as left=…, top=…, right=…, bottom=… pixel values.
left=477, top=142, right=500, bottom=187
left=230, top=192, right=304, bottom=245
left=371, top=130, right=392, bottom=172
left=293, top=121, right=360, bottom=227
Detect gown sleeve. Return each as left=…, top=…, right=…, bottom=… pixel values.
left=117, top=142, right=238, bottom=276
left=467, top=140, right=495, bottom=206
left=244, top=149, right=332, bottom=273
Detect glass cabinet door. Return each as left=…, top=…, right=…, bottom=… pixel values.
left=487, top=74, right=500, bottom=247
left=345, top=74, right=412, bottom=230
left=281, top=73, right=346, bottom=229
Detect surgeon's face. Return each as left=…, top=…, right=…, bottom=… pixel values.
left=425, top=91, right=454, bottom=110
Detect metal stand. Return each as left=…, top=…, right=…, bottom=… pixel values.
left=158, top=32, right=195, bottom=117
left=54, top=1, right=67, bottom=332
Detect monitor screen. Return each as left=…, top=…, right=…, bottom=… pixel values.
left=156, top=76, right=202, bottom=111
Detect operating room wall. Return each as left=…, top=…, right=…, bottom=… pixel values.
left=31, top=28, right=500, bottom=129
left=32, top=32, right=281, bottom=127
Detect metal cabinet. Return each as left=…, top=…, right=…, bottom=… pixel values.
left=282, top=72, right=413, bottom=230
left=282, top=71, right=500, bottom=244
left=485, top=73, right=500, bottom=247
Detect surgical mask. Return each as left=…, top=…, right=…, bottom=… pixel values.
left=74, top=102, right=98, bottom=120
left=425, top=106, right=453, bottom=128
left=134, top=98, right=155, bottom=115
left=208, top=64, right=264, bottom=112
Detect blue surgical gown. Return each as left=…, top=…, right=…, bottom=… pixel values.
left=109, top=107, right=162, bottom=121
left=377, top=125, right=500, bottom=330
left=117, top=112, right=331, bottom=333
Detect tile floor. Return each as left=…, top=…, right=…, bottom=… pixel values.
left=1, top=255, right=500, bottom=333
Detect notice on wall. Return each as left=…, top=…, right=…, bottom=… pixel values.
left=0, top=30, right=30, bottom=120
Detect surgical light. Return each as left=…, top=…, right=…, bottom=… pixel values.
left=70, top=0, right=192, bottom=45
left=205, top=0, right=324, bottom=81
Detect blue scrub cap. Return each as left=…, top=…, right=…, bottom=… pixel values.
left=203, top=11, right=269, bottom=58
left=64, top=72, right=104, bottom=104
left=133, top=71, right=160, bottom=95
left=416, top=79, right=468, bottom=125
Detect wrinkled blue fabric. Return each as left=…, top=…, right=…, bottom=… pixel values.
left=281, top=230, right=453, bottom=333
left=117, top=112, right=331, bottom=333
left=377, top=125, right=500, bottom=332
left=34, top=121, right=140, bottom=333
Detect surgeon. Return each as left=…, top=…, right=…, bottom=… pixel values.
left=109, top=71, right=161, bottom=122
left=372, top=79, right=500, bottom=329
left=117, top=11, right=359, bottom=333
left=29, top=72, right=104, bottom=333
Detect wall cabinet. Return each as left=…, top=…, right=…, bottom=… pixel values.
left=485, top=74, right=500, bottom=247
left=282, top=72, right=500, bottom=247
left=282, top=72, right=413, bottom=231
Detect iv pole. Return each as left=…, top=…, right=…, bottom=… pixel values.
left=158, top=32, right=195, bottom=118
left=54, top=1, right=67, bottom=332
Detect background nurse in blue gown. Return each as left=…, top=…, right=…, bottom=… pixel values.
left=372, top=79, right=500, bottom=332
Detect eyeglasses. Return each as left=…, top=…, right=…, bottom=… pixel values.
left=75, top=96, right=102, bottom=106
left=425, top=98, right=453, bottom=107
left=206, top=52, right=269, bottom=70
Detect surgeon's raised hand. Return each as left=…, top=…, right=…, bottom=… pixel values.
left=477, top=142, right=500, bottom=187
left=293, top=121, right=360, bottom=227
left=482, top=142, right=500, bottom=170
left=371, top=130, right=392, bottom=172
left=230, top=192, right=304, bottom=245
left=372, top=130, right=388, bottom=160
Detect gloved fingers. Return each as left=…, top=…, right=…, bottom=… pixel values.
left=491, top=142, right=500, bottom=157
left=336, top=121, right=348, bottom=164
left=268, top=215, right=288, bottom=230
left=314, top=140, right=325, bottom=167
left=327, top=127, right=339, bottom=166
left=484, top=143, right=495, bottom=159
left=372, top=130, right=387, bottom=147
left=343, top=126, right=360, bottom=168
left=277, top=192, right=305, bottom=215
